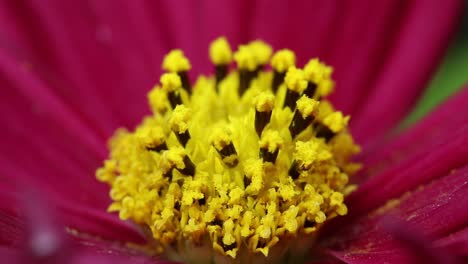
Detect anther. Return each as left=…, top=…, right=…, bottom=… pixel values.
left=178, top=71, right=192, bottom=94
left=254, top=93, right=275, bottom=137
left=136, top=127, right=168, bottom=152
left=249, top=40, right=272, bottom=76
left=169, top=105, right=192, bottom=147
left=234, top=45, right=258, bottom=96
left=304, top=58, right=334, bottom=99
left=314, top=123, right=335, bottom=142
left=283, top=67, right=307, bottom=110
left=289, top=96, right=319, bottom=138
left=212, top=128, right=239, bottom=167
left=162, top=50, right=192, bottom=94
left=161, top=73, right=183, bottom=109
left=303, top=81, right=317, bottom=98
left=164, top=147, right=195, bottom=177
left=259, top=130, right=283, bottom=164
left=270, top=49, right=295, bottom=93
left=210, top=37, right=233, bottom=88
left=316, top=111, right=349, bottom=142
left=178, top=155, right=196, bottom=176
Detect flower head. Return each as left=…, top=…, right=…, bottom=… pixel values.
left=97, top=37, right=360, bottom=263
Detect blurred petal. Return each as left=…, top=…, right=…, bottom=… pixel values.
left=324, top=165, right=468, bottom=263
left=0, top=190, right=163, bottom=264
left=359, top=86, right=468, bottom=178
left=0, top=187, right=145, bottom=246
left=434, top=226, right=468, bottom=256
left=347, top=86, right=468, bottom=215
left=350, top=0, right=463, bottom=144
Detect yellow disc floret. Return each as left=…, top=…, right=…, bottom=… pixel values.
left=284, top=67, right=308, bottom=93
left=162, top=49, right=191, bottom=72
left=249, top=40, right=273, bottom=66
left=210, top=37, right=233, bottom=65
left=97, top=37, right=360, bottom=264
left=271, top=49, right=296, bottom=73
left=160, top=72, right=182, bottom=92
left=234, top=45, right=257, bottom=71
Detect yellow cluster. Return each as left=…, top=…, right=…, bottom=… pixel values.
left=96, top=37, right=361, bottom=263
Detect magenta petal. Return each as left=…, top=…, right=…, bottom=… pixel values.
left=348, top=124, right=468, bottom=217
left=324, top=165, right=468, bottom=263
left=434, top=226, right=468, bottom=256
left=350, top=0, right=463, bottom=144
left=347, top=87, right=468, bottom=215
left=359, top=86, right=468, bottom=180
left=0, top=50, right=111, bottom=209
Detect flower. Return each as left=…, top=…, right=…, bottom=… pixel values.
left=0, top=1, right=466, bottom=264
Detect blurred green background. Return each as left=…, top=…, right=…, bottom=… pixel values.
left=402, top=3, right=468, bottom=127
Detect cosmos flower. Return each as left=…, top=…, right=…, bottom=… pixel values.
left=0, top=1, right=467, bottom=264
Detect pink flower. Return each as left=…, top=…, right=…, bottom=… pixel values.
left=0, top=0, right=466, bottom=263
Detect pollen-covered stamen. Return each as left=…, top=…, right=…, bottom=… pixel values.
left=163, top=147, right=195, bottom=177
left=249, top=40, right=272, bottom=76
left=304, top=58, right=334, bottom=99
left=254, top=92, right=275, bottom=137
left=161, top=73, right=183, bottom=109
left=169, top=105, right=191, bottom=147
left=259, top=130, right=283, bottom=163
left=316, top=110, right=349, bottom=142
left=136, top=126, right=168, bottom=152
left=211, top=128, right=239, bottom=167
left=234, top=45, right=258, bottom=96
left=162, top=49, right=192, bottom=94
left=209, top=37, right=233, bottom=87
left=289, top=140, right=332, bottom=180
left=284, top=67, right=308, bottom=110
left=289, top=96, right=319, bottom=138
left=270, top=49, right=296, bottom=93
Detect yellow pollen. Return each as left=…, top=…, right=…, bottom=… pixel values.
left=255, top=92, right=275, bottom=112
left=97, top=37, right=361, bottom=264
left=160, top=73, right=182, bottom=92
left=233, top=45, right=258, bottom=71
left=285, top=67, right=308, bottom=93
left=271, top=49, right=296, bottom=73
left=296, top=96, right=319, bottom=118
left=162, top=49, right=191, bottom=72
left=248, top=40, right=273, bottom=66
left=209, top=37, right=233, bottom=65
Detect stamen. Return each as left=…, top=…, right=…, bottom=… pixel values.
left=289, top=96, right=319, bottom=138
left=161, top=73, right=183, bottom=109
left=162, top=49, right=192, bottom=94
left=304, top=58, right=334, bottom=99
left=254, top=92, right=275, bottom=136
left=271, top=49, right=295, bottom=93
left=169, top=105, right=191, bottom=147
left=259, top=130, right=283, bottom=163
left=249, top=40, right=272, bottom=75
left=234, top=45, right=258, bottom=95
left=136, top=126, right=167, bottom=152
left=163, top=147, right=195, bottom=176
left=212, top=128, right=239, bottom=167
left=284, top=67, right=307, bottom=110
left=209, top=37, right=233, bottom=87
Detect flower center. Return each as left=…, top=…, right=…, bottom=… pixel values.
left=96, top=37, right=361, bottom=264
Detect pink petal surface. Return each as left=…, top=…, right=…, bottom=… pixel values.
left=324, top=165, right=468, bottom=264
left=359, top=86, right=468, bottom=179
left=351, top=0, right=463, bottom=144
left=347, top=86, right=468, bottom=216
left=434, top=226, right=468, bottom=256
left=0, top=190, right=162, bottom=264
